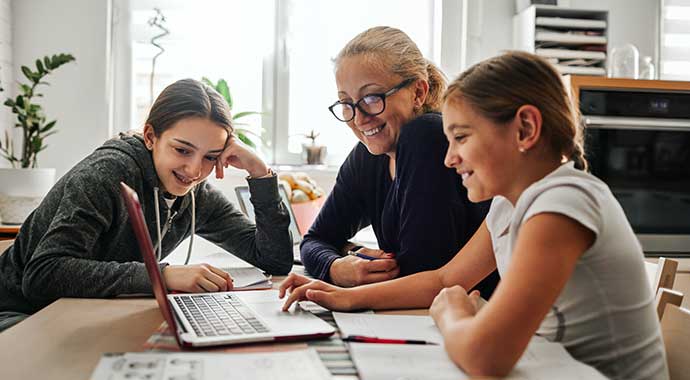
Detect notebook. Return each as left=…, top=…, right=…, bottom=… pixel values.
left=120, top=182, right=335, bottom=347
left=235, top=185, right=303, bottom=263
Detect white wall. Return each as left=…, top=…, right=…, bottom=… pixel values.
left=0, top=0, right=12, bottom=168
left=466, top=0, right=659, bottom=68
left=12, top=0, right=110, bottom=177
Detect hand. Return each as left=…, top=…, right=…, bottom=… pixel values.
left=162, top=264, right=233, bottom=293
left=215, top=136, right=268, bottom=179
left=278, top=273, right=356, bottom=311
left=429, top=286, right=481, bottom=329
left=329, top=248, right=398, bottom=287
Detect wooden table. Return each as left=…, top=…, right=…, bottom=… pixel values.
left=0, top=297, right=431, bottom=379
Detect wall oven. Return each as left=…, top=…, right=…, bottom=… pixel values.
left=568, top=76, right=690, bottom=255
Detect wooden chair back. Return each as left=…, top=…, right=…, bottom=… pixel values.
left=661, top=304, right=690, bottom=380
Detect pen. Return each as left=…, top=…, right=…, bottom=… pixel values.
left=347, top=250, right=380, bottom=261
left=341, top=335, right=437, bottom=345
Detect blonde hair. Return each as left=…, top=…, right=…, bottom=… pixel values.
left=335, top=26, right=447, bottom=114
left=443, top=51, right=588, bottom=170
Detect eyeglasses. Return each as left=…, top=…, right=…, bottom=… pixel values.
left=328, top=78, right=414, bottom=122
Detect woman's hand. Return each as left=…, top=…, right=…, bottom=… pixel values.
left=162, top=264, right=233, bottom=293
left=429, top=285, right=481, bottom=329
left=329, top=248, right=399, bottom=287
left=278, top=273, right=357, bottom=311
left=215, top=136, right=268, bottom=179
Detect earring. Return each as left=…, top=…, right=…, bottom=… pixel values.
left=519, top=147, right=526, bottom=153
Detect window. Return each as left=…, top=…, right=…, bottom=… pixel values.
left=660, top=0, right=690, bottom=80
left=114, top=0, right=452, bottom=165
left=273, top=0, right=440, bottom=164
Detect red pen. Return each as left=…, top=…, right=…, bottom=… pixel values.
left=341, top=335, right=437, bottom=345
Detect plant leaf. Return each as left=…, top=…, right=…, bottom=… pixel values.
left=235, top=132, right=256, bottom=148
left=21, top=66, right=34, bottom=81
left=40, top=120, right=57, bottom=133
left=232, top=111, right=262, bottom=120
left=201, top=77, right=214, bottom=87
left=36, top=59, right=45, bottom=73
left=216, top=79, right=232, bottom=108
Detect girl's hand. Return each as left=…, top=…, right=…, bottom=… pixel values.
left=278, top=273, right=357, bottom=311
left=429, top=286, right=481, bottom=328
left=162, top=264, right=233, bottom=293
left=215, top=136, right=268, bottom=179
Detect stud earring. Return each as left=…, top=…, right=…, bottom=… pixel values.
left=519, top=147, right=526, bottom=153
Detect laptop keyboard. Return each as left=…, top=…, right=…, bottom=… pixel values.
left=174, top=294, right=270, bottom=337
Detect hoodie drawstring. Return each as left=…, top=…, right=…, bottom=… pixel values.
left=152, top=186, right=195, bottom=264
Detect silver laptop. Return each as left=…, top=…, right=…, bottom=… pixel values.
left=235, top=185, right=303, bottom=263
left=120, top=182, right=334, bottom=348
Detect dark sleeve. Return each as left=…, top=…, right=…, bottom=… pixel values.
left=394, top=114, right=489, bottom=272
left=194, top=175, right=293, bottom=275
left=22, top=171, right=154, bottom=306
left=300, top=145, right=371, bottom=281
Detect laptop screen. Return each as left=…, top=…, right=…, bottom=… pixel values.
left=119, top=182, right=184, bottom=347
left=235, top=185, right=302, bottom=244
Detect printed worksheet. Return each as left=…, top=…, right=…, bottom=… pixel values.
left=332, top=311, right=444, bottom=344
left=89, top=349, right=331, bottom=380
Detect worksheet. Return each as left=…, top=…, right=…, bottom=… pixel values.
left=90, top=349, right=331, bottom=380
left=349, top=336, right=607, bottom=380
left=332, top=311, right=444, bottom=344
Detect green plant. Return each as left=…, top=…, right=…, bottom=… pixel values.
left=0, top=53, right=76, bottom=168
left=201, top=77, right=262, bottom=149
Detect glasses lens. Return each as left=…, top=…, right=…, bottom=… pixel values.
left=332, top=103, right=355, bottom=122
left=359, top=95, right=384, bottom=115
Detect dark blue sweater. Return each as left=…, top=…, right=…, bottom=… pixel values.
left=300, top=113, right=499, bottom=296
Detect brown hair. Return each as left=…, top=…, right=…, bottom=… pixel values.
left=145, top=78, right=234, bottom=136
left=443, top=51, right=588, bottom=170
left=335, top=26, right=447, bottom=114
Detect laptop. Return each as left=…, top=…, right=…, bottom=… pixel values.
left=235, top=185, right=303, bottom=263
left=120, top=182, right=335, bottom=347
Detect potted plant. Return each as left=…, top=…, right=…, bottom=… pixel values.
left=0, top=53, right=76, bottom=224
left=301, top=129, right=327, bottom=165
left=201, top=77, right=263, bottom=149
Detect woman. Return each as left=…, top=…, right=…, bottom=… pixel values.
left=302, top=26, right=498, bottom=294
left=0, top=79, right=293, bottom=331
left=281, top=52, right=668, bottom=380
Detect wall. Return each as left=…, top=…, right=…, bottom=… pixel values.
left=12, top=0, right=110, bottom=177
left=0, top=0, right=12, bottom=168
left=466, top=0, right=659, bottom=67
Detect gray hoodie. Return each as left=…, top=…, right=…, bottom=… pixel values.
left=0, top=133, right=292, bottom=315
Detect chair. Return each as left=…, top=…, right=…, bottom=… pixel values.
left=646, top=258, right=682, bottom=320
left=656, top=288, right=684, bottom=321
left=660, top=304, right=690, bottom=380
left=646, top=257, right=679, bottom=294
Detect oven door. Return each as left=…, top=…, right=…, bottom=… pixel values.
left=584, top=116, right=690, bottom=254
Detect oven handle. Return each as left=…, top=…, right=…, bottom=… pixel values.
left=583, top=116, right=690, bottom=131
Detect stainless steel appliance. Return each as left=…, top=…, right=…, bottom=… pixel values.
left=569, top=76, right=690, bottom=255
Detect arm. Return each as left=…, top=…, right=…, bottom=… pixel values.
left=195, top=176, right=293, bottom=275
left=301, top=146, right=398, bottom=285
left=22, top=173, right=152, bottom=304
left=430, top=213, right=594, bottom=377
left=280, top=221, right=496, bottom=311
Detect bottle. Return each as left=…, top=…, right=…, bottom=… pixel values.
left=640, top=56, right=656, bottom=80
left=608, top=43, right=640, bottom=79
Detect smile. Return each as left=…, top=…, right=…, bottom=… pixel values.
left=173, top=171, right=194, bottom=185
left=362, top=124, right=385, bottom=137
left=460, top=171, right=473, bottom=182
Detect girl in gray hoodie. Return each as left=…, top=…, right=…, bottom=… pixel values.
left=0, top=79, right=293, bottom=331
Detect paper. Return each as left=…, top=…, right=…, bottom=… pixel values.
left=349, top=336, right=607, bottom=380
left=223, top=267, right=272, bottom=289
left=90, top=349, right=331, bottom=380
left=332, top=312, right=443, bottom=344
